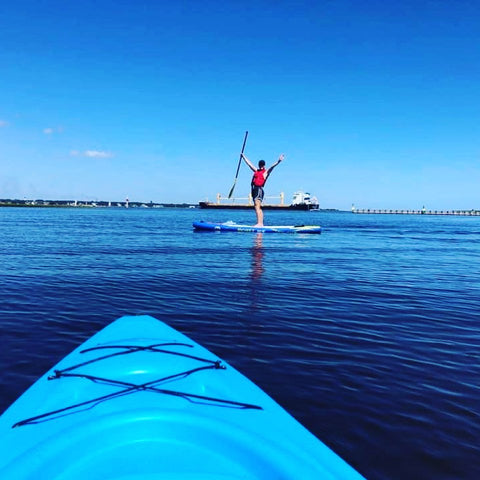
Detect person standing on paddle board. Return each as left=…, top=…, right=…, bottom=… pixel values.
left=241, top=153, right=284, bottom=227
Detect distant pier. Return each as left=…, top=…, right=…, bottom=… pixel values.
left=352, top=206, right=480, bottom=216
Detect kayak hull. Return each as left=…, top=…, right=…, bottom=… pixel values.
left=0, top=315, right=362, bottom=479
left=193, top=220, right=322, bottom=234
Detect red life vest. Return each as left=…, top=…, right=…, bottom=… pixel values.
left=252, top=168, right=266, bottom=187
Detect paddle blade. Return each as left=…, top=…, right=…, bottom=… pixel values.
left=228, top=180, right=236, bottom=199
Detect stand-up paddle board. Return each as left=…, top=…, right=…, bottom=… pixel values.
left=193, top=220, right=322, bottom=234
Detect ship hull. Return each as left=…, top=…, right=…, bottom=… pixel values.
left=199, top=202, right=311, bottom=210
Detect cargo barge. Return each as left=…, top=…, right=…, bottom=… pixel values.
left=199, top=191, right=319, bottom=211
left=198, top=201, right=312, bottom=210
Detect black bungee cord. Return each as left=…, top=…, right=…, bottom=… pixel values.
left=13, top=343, right=262, bottom=428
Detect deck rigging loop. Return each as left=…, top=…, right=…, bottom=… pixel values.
left=13, top=344, right=262, bottom=428
left=54, top=343, right=219, bottom=375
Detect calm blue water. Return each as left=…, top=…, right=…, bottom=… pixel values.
left=1, top=207, right=479, bottom=479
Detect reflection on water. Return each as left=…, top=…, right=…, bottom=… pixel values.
left=250, top=233, right=264, bottom=280
left=248, top=233, right=264, bottom=312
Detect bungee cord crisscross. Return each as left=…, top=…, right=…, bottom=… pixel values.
left=13, top=343, right=262, bottom=428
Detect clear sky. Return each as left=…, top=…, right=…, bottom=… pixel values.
left=1, top=0, right=479, bottom=210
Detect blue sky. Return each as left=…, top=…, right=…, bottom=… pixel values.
left=1, top=0, right=479, bottom=210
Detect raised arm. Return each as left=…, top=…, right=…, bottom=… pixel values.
left=241, top=153, right=256, bottom=172
left=267, top=153, right=285, bottom=175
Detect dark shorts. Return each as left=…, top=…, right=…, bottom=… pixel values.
left=251, top=185, right=264, bottom=203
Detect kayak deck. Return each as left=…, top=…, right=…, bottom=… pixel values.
left=0, top=315, right=362, bottom=479
left=193, top=220, right=322, bottom=233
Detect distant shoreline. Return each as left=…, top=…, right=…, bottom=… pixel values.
left=0, top=199, right=195, bottom=209
left=0, top=199, right=341, bottom=212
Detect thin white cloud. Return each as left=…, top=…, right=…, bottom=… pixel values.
left=0, top=120, right=9, bottom=127
left=69, top=149, right=114, bottom=158
left=84, top=150, right=114, bottom=158
left=43, top=126, right=64, bottom=135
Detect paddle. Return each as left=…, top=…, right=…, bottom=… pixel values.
left=228, top=130, right=249, bottom=198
